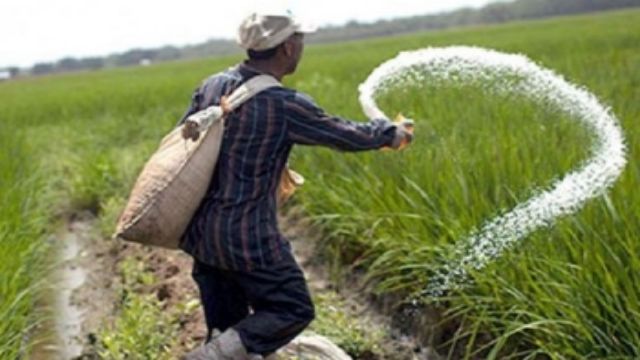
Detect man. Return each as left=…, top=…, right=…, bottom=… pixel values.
left=180, top=12, right=413, bottom=360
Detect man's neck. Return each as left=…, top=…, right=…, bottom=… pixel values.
left=244, top=60, right=285, bottom=81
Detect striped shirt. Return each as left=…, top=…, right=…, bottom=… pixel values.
left=179, top=63, right=397, bottom=271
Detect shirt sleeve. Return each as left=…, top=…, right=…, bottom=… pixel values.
left=176, top=75, right=231, bottom=127
left=176, top=87, right=202, bottom=127
left=284, top=92, right=397, bottom=151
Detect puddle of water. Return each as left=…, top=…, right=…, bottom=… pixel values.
left=31, top=222, right=88, bottom=360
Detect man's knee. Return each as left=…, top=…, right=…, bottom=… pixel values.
left=305, top=300, right=316, bottom=323
left=294, top=297, right=316, bottom=327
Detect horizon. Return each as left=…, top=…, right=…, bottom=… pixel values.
left=0, top=0, right=495, bottom=69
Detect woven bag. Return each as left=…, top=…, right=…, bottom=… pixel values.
left=114, top=75, right=281, bottom=248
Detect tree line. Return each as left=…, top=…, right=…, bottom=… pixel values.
left=309, top=0, right=640, bottom=43
left=3, top=0, right=639, bottom=77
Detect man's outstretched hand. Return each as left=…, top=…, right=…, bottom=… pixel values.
left=389, top=114, right=414, bottom=150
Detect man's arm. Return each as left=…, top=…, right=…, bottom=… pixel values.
left=284, top=92, right=401, bottom=151
left=176, top=75, right=230, bottom=127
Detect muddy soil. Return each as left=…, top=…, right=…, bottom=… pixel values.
left=42, top=209, right=436, bottom=359
left=30, top=212, right=118, bottom=360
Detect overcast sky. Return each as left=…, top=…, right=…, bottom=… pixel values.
left=1, top=0, right=494, bottom=68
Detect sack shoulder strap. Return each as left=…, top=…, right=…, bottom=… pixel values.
left=226, top=74, right=282, bottom=111
left=188, top=75, right=281, bottom=131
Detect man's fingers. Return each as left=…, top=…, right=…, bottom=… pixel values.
left=405, top=132, right=413, bottom=143
left=397, top=123, right=414, bottom=149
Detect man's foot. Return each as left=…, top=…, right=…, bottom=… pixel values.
left=183, top=341, right=222, bottom=360
left=182, top=328, right=262, bottom=360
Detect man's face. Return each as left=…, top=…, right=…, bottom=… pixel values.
left=283, top=33, right=305, bottom=75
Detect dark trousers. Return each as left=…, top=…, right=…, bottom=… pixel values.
left=191, top=249, right=315, bottom=356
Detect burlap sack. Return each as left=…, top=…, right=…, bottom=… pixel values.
left=114, top=75, right=281, bottom=248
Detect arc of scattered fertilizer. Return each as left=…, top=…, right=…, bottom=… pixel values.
left=359, top=46, right=627, bottom=296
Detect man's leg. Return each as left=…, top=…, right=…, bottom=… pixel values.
left=191, top=258, right=250, bottom=341
left=232, top=249, right=316, bottom=356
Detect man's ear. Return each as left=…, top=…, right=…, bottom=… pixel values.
left=282, top=40, right=293, bottom=57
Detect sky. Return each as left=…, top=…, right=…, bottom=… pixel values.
left=0, top=0, right=494, bottom=68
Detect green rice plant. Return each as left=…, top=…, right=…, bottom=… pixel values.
left=310, top=292, right=385, bottom=357
left=0, top=129, right=49, bottom=357
left=287, top=10, right=640, bottom=358
left=97, top=258, right=177, bottom=360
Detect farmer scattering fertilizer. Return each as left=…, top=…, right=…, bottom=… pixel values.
left=174, top=12, right=414, bottom=360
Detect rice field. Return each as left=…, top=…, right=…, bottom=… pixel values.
left=0, top=8, right=638, bottom=359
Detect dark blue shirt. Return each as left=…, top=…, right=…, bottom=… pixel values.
left=179, top=63, right=396, bottom=271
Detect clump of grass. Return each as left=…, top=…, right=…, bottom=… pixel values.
left=97, top=258, right=179, bottom=359
left=0, top=129, right=50, bottom=358
left=310, top=292, right=385, bottom=358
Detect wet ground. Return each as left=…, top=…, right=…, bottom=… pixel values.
left=31, top=222, right=86, bottom=359
left=30, top=214, right=117, bottom=360
left=29, top=210, right=427, bottom=359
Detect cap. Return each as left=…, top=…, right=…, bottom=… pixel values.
left=237, top=13, right=317, bottom=51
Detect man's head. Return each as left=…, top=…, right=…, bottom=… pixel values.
left=237, top=13, right=315, bottom=76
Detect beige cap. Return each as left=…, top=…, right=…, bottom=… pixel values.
left=237, top=13, right=317, bottom=51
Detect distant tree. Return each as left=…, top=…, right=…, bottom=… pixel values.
left=31, top=62, right=54, bottom=75
left=480, top=3, right=514, bottom=23
left=155, top=46, right=181, bottom=61
left=79, top=57, right=104, bottom=70
left=57, top=57, right=82, bottom=72
left=114, top=49, right=156, bottom=67
left=7, top=67, right=20, bottom=77
left=182, top=39, right=239, bottom=59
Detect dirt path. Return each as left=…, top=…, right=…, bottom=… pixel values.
left=41, top=210, right=430, bottom=359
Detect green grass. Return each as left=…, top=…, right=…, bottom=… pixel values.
left=0, top=129, right=49, bottom=359
left=290, top=10, right=640, bottom=359
left=96, top=257, right=197, bottom=359
left=0, top=8, right=638, bottom=359
left=310, top=292, right=385, bottom=358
